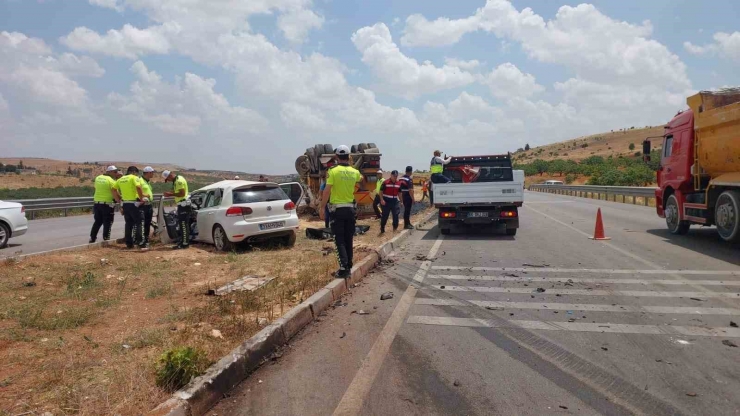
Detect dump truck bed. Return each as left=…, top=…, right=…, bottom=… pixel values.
left=688, top=90, right=740, bottom=178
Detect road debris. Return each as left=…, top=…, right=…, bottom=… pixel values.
left=686, top=393, right=697, bottom=397
left=504, top=273, right=519, bottom=277
left=22, top=281, right=36, bottom=287
left=100, top=258, right=109, bottom=265
left=440, top=286, right=446, bottom=289
left=689, top=297, right=704, bottom=302
left=357, top=310, right=370, bottom=315
left=722, top=340, right=738, bottom=348
left=559, top=405, right=569, bottom=410
left=211, top=329, right=223, bottom=339
left=535, top=288, right=546, bottom=293
left=731, top=321, right=738, bottom=328
left=453, top=380, right=461, bottom=387
left=601, top=347, right=608, bottom=351
left=485, top=306, right=504, bottom=311
left=340, top=332, right=346, bottom=339
left=380, top=292, right=394, bottom=300
left=523, top=263, right=550, bottom=268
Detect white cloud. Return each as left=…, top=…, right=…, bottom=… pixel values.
left=277, top=7, right=324, bottom=44
left=89, top=0, right=123, bottom=12
left=108, top=61, right=268, bottom=135
left=351, top=23, right=475, bottom=99
left=61, top=24, right=176, bottom=59
left=444, top=57, right=481, bottom=70
left=402, top=14, right=480, bottom=47
left=685, top=32, right=740, bottom=62
left=479, top=63, right=543, bottom=98
left=10, top=68, right=88, bottom=108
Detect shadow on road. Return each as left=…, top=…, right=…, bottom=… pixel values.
left=646, top=228, right=740, bottom=267
left=420, top=224, right=516, bottom=241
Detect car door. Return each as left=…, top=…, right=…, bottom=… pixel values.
left=279, top=182, right=305, bottom=206
left=197, top=189, right=222, bottom=243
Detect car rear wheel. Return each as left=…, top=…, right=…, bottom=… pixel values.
left=665, top=194, right=690, bottom=235
left=715, top=190, right=740, bottom=242
left=213, top=225, right=233, bottom=252
left=0, top=222, right=9, bottom=249
left=282, top=232, right=297, bottom=247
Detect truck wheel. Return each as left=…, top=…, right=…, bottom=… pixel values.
left=506, top=228, right=517, bottom=236
left=351, top=144, right=358, bottom=153
left=715, top=191, right=740, bottom=242
left=665, top=194, right=690, bottom=235
left=213, top=225, right=233, bottom=252
left=323, top=144, right=333, bottom=154
left=358, top=143, right=369, bottom=153
left=367, top=143, right=377, bottom=149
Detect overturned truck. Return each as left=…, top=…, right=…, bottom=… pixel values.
left=295, top=143, right=382, bottom=219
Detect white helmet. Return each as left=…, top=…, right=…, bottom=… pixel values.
left=106, top=165, right=117, bottom=172
left=162, top=170, right=171, bottom=179
left=335, top=145, right=350, bottom=155
left=234, top=175, right=240, bottom=180
left=143, top=166, right=155, bottom=173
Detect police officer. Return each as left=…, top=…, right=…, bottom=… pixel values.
left=380, top=170, right=401, bottom=234
left=162, top=170, right=191, bottom=249
left=320, top=145, right=362, bottom=279
left=399, top=166, right=415, bottom=230
left=139, top=166, right=156, bottom=249
left=89, top=165, right=120, bottom=243
left=112, top=166, right=145, bottom=249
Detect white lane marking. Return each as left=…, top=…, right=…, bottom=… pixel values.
left=407, top=316, right=740, bottom=338
left=430, top=285, right=740, bottom=299
left=431, top=266, right=740, bottom=276
left=414, top=298, right=740, bottom=316
left=333, top=235, right=444, bottom=416
left=429, top=274, right=740, bottom=286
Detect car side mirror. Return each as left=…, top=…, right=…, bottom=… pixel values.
left=642, top=140, right=651, bottom=163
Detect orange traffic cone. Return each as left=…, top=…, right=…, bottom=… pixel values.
left=589, top=208, right=611, bottom=240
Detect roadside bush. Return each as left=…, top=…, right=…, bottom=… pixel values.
left=155, top=346, right=209, bottom=392
left=565, top=174, right=575, bottom=184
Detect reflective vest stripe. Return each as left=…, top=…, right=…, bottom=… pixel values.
left=430, top=157, right=443, bottom=174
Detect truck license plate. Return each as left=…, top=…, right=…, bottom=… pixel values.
left=467, top=212, right=489, bottom=218
left=259, top=221, right=285, bottom=230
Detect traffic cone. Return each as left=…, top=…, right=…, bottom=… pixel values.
left=589, top=208, right=611, bottom=240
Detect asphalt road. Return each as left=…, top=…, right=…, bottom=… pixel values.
left=0, top=212, right=127, bottom=258
left=210, top=191, right=740, bottom=416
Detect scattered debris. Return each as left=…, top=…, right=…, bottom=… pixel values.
left=453, top=380, right=461, bottom=387
left=686, top=393, right=697, bottom=397
left=568, top=319, right=576, bottom=322
left=655, top=359, right=662, bottom=363
left=731, top=321, right=738, bottom=328
left=535, top=288, right=546, bottom=293
left=22, top=281, right=36, bottom=287
left=100, top=258, right=109, bottom=265
left=689, top=297, right=704, bottom=302
left=440, top=286, right=446, bottom=289
left=675, top=339, right=691, bottom=345
left=122, top=344, right=131, bottom=349
left=523, top=263, right=550, bottom=268
left=210, top=329, right=223, bottom=339
left=357, top=310, right=370, bottom=315
left=485, top=306, right=504, bottom=311
left=559, top=405, right=569, bottom=410
left=555, top=294, right=562, bottom=297
left=207, top=275, right=275, bottom=296
left=722, top=340, right=738, bottom=348
left=258, top=380, right=263, bottom=384
left=380, top=292, right=394, bottom=301
left=601, top=347, right=608, bottom=351
left=504, top=273, right=519, bottom=277
left=340, top=332, right=346, bottom=339
left=270, top=351, right=283, bottom=361
left=644, top=385, right=649, bottom=391
left=567, top=311, right=573, bottom=315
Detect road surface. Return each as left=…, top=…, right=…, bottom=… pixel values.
left=0, top=212, right=126, bottom=258
left=210, top=190, right=740, bottom=416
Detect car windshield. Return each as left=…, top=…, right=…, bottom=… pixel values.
left=232, top=186, right=289, bottom=204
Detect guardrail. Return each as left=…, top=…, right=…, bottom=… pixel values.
left=528, top=184, right=658, bottom=206
left=10, top=195, right=173, bottom=219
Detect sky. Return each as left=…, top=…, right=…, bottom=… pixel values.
left=0, top=0, right=738, bottom=174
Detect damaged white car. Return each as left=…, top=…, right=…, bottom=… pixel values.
left=157, top=180, right=304, bottom=251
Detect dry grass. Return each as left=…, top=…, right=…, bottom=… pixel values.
left=514, top=126, right=664, bottom=163
left=0, top=206, right=433, bottom=415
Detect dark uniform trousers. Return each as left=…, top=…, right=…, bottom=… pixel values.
left=123, top=203, right=142, bottom=247
left=373, top=194, right=382, bottom=219
left=402, top=192, right=413, bottom=226
left=139, top=204, right=153, bottom=245
left=380, top=197, right=399, bottom=231
left=331, top=207, right=356, bottom=270
left=90, top=203, right=115, bottom=241
left=177, top=204, right=193, bottom=247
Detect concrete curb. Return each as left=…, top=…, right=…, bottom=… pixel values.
left=149, top=208, right=438, bottom=416
left=11, top=238, right=127, bottom=260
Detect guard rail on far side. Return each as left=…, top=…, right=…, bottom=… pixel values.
left=528, top=184, right=658, bottom=206
left=9, top=195, right=173, bottom=219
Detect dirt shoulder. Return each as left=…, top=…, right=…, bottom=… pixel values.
left=0, top=205, right=433, bottom=415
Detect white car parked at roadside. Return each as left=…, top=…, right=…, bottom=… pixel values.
left=0, top=200, right=29, bottom=249
left=187, top=180, right=304, bottom=251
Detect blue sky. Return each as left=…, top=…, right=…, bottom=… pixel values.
left=0, top=0, right=738, bottom=173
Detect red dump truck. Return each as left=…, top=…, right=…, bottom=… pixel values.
left=643, top=89, right=740, bottom=242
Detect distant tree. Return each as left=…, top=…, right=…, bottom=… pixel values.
left=67, top=165, right=73, bottom=176
left=565, top=174, right=575, bottom=184
left=5, top=165, right=17, bottom=173
left=630, top=126, right=635, bottom=130
left=525, top=143, right=530, bottom=151
left=532, top=159, right=549, bottom=175
left=18, top=160, right=24, bottom=169
left=550, top=159, right=568, bottom=176
left=581, top=143, right=589, bottom=148
left=516, top=147, right=524, bottom=153
left=629, top=143, right=635, bottom=151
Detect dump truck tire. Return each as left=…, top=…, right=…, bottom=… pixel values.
left=306, top=147, right=318, bottom=173
left=295, top=155, right=311, bottom=175
left=716, top=190, right=740, bottom=242
left=358, top=143, right=369, bottom=153
left=368, top=143, right=377, bottom=149
left=323, top=144, right=333, bottom=154
left=351, top=144, right=358, bottom=153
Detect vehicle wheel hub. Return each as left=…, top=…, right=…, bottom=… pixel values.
left=214, top=228, right=224, bottom=249
left=716, top=203, right=735, bottom=230
left=666, top=204, right=678, bottom=227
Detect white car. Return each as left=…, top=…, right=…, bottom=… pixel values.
left=0, top=200, right=29, bottom=249
left=188, top=180, right=304, bottom=251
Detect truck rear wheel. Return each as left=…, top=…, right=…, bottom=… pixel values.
left=665, top=194, right=690, bottom=235
left=715, top=190, right=740, bottom=242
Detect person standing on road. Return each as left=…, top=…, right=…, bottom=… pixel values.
left=399, top=166, right=415, bottom=230
left=138, top=166, right=155, bottom=249
left=112, top=166, right=145, bottom=249
left=420, top=179, right=429, bottom=203
left=320, top=145, right=362, bottom=279
left=89, top=165, right=120, bottom=243
left=380, top=170, right=401, bottom=234
left=162, top=170, right=191, bottom=249
left=373, top=169, right=383, bottom=220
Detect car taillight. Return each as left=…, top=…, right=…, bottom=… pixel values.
left=284, top=201, right=296, bottom=210
left=226, top=207, right=252, bottom=216
left=500, top=210, right=517, bottom=218
left=440, top=211, right=456, bottom=218
left=20, top=205, right=25, bottom=213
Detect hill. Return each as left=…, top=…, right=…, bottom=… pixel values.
left=512, top=126, right=663, bottom=163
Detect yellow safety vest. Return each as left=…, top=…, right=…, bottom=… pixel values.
left=430, top=157, right=444, bottom=174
